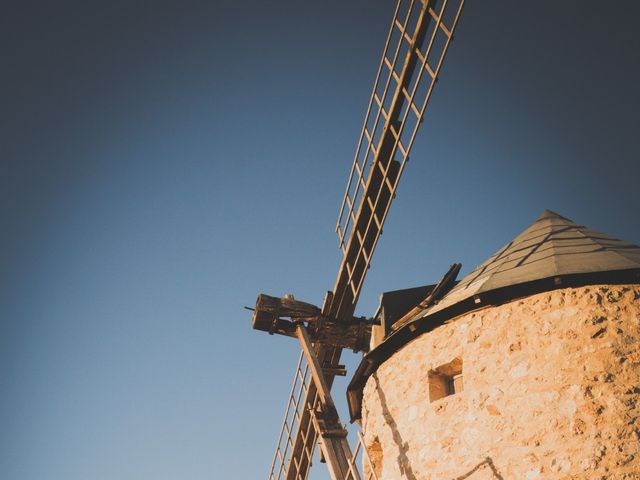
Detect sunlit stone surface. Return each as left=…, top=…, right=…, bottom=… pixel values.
left=362, top=285, right=640, bottom=479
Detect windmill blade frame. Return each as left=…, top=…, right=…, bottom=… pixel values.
left=332, top=0, right=465, bottom=321
left=261, top=0, right=466, bottom=478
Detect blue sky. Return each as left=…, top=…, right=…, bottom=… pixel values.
left=2, top=1, right=639, bottom=479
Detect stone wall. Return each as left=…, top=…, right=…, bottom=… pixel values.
left=361, top=285, right=640, bottom=479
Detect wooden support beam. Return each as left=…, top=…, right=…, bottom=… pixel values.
left=322, top=365, right=347, bottom=377
left=295, top=326, right=360, bottom=480
left=296, top=325, right=339, bottom=414
left=252, top=294, right=373, bottom=352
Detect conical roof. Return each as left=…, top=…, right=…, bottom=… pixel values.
left=420, top=209, right=640, bottom=317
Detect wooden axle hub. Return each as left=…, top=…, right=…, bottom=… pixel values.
left=252, top=293, right=375, bottom=352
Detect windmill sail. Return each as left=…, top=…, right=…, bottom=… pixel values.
left=333, top=0, right=465, bottom=321
left=263, top=1, right=466, bottom=478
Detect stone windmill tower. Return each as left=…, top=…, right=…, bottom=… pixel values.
left=347, top=210, right=640, bottom=479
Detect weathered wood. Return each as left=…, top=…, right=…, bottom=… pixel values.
left=256, top=294, right=321, bottom=320
left=285, top=345, right=338, bottom=480
left=252, top=293, right=373, bottom=352
left=278, top=0, right=468, bottom=474
left=322, top=365, right=347, bottom=377
left=392, top=263, right=461, bottom=331
left=298, top=325, right=360, bottom=480
left=296, top=326, right=337, bottom=412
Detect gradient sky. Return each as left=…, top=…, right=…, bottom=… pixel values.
left=2, top=1, right=639, bottom=479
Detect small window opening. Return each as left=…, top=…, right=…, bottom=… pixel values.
left=428, top=357, right=463, bottom=402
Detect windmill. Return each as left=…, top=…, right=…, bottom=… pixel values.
left=251, top=1, right=465, bottom=478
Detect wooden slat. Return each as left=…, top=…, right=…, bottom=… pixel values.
left=353, top=160, right=363, bottom=183
left=345, top=261, right=354, bottom=281
left=345, top=191, right=353, bottom=212
left=357, top=162, right=368, bottom=190
left=337, top=225, right=344, bottom=245
left=425, top=62, right=436, bottom=81
left=379, top=106, right=389, bottom=122
left=364, top=127, right=374, bottom=144
left=365, top=196, right=383, bottom=230
left=394, top=18, right=412, bottom=44
left=440, top=21, right=452, bottom=39
left=389, top=124, right=409, bottom=157
left=383, top=57, right=401, bottom=85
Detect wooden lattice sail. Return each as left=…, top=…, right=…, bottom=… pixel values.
left=251, top=1, right=467, bottom=478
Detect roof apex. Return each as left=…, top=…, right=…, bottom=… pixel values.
left=534, top=209, right=575, bottom=223
left=417, top=210, right=640, bottom=318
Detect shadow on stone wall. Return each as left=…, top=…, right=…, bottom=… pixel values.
left=453, top=457, right=504, bottom=479
left=373, top=373, right=418, bottom=480
left=373, top=372, right=506, bottom=480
